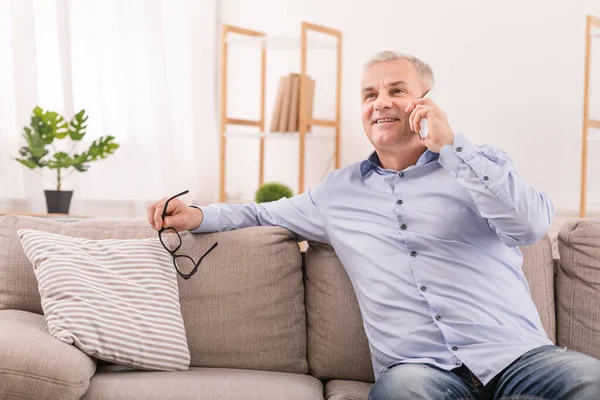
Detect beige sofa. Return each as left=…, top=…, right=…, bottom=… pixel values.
left=1, top=214, right=599, bottom=400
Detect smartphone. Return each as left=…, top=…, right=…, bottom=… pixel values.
left=418, top=89, right=435, bottom=140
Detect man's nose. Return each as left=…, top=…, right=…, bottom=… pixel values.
left=374, top=92, right=393, bottom=111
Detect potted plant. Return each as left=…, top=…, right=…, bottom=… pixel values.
left=14, top=106, right=119, bottom=214
left=254, top=182, right=294, bottom=203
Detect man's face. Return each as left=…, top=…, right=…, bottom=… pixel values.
left=361, top=59, right=427, bottom=150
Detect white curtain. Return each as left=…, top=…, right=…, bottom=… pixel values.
left=0, top=0, right=219, bottom=217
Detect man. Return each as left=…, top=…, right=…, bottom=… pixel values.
left=148, top=51, right=600, bottom=399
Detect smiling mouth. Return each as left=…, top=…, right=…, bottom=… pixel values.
left=374, top=118, right=399, bottom=125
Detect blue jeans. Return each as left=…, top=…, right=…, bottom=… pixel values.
left=368, top=345, right=600, bottom=399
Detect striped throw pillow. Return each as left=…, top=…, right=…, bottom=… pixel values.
left=17, top=228, right=190, bottom=371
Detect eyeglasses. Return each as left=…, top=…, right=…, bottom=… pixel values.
left=158, top=190, right=218, bottom=280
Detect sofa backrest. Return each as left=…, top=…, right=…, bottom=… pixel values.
left=0, top=215, right=308, bottom=375
left=0, top=215, right=160, bottom=314
left=520, top=234, right=557, bottom=343
left=556, top=218, right=600, bottom=360
left=303, top=234, right=556, bottom=383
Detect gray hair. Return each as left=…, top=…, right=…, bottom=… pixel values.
left=364, top=51, right=434, bottom=88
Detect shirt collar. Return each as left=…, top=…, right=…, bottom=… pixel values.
left=360, top=149, right=439, bottom=176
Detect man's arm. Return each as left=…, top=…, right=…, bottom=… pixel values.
left=189, top=175, right=331, bottom=244
left=438, top=133, right=554, bottom=247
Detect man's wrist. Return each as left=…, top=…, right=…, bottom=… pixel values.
left=189, top=205, right=203, bottom=231
left=438, top=133, right=475, bottom=176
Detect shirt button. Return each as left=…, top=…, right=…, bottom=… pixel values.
left=420, top=286, right=426, bottom=291
left=455, top=361, right=462, bottom=367
left=400, top=224, right=407, bottom=230
left=452, top=346, right=458, bottom=351
left=410, top=251, right=417, bottom=257
left=396, top=199, right=403, bottom=205
left=435, top=315, right=441, bottom=321
left=456, top=146, right=463, bottom=152
left=399, top=172, right=404, bottom=178
left=483, top=176, right=489, bottom=181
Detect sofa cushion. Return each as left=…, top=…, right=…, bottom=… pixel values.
left=304, top=235, right=556, bottom=382
left=324, top=380, right=372, bottom=400
left=0, top=215, right=308, bottom=374
left=174, top=225, right=307, bottom=373
left=17, top=228, right=191, bottom=371
left=0, top=310, right=97, bottom=400
left=81, top=367, right=324, bottom=400
left=556, top=218, right=600, bottom=359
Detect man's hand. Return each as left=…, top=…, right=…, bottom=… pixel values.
left=405, top=97, right=455, bottom=153
left=147, top=197, right=203, bottom=232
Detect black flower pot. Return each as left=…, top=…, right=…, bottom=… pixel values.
left=44, top=190, right=73, bottom=214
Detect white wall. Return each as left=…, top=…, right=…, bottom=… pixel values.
left=219, top=0, right=600, bottom=213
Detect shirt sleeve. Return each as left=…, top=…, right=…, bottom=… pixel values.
left=437, top=133, right=554, bottom=247
left=188, top=174, right=331, bottom=244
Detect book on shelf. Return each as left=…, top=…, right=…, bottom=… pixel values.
left=269, top=75, right=286, bottom=132
left=287, top=73, right=300, bottom=132
left=277, top=74, right=293, bottom=132
left=305, top=76, right=315, bottom=133
left=270, top=73, right=315, bottom=133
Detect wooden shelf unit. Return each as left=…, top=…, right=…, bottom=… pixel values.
left=218, top=22, right=342, bottom=203
left=580, top=15, right=600, bottom=217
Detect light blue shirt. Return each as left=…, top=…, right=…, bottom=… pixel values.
left=192, top=133, right=555, bottom=385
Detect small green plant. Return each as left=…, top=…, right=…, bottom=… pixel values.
left=255, top=182, right=294, bottom=203
left=14, top=106, right=119, bottom=190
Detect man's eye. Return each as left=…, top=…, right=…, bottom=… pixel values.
left=391, top=89, right=404, bottom=94
left=365, top=93, right=376, bottom=99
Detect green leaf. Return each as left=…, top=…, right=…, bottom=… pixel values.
left=21, top=126, right=48, bottom=161
left=47, top=152, right=73, bottom=170
left=14, top=158, right=38, bottom=169
left=70, top=151, right=91, bottom=172
left=17, top=126, right=48, bottom=169
left=86, top=136, right=119, bottom=161
left=69, top=109, right=88, bottom=141
left=31, top=106, right=68, bottom=143
left=72, top=163, right=90, bottom=172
